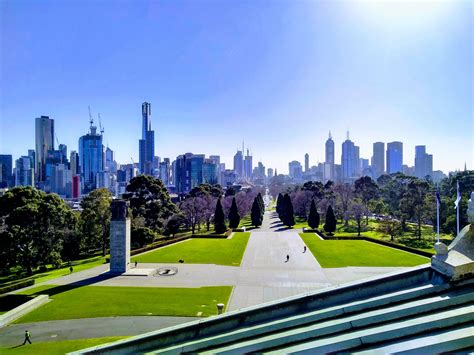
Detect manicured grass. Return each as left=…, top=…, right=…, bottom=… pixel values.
left=293, top=217, right=308, bottom=229
left=133, top=232, right=251, bottom=266
left=239, top=215, right=253, bottom=228
left=0, top=255, right=107, bottom=287
left=0, top=336, right=127, bottom=354
left=16, top=285, right=232, bottom=323
left=299, top=233, right=430, bottom=268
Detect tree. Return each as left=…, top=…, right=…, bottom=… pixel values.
left=164, top=214, right=184, bottom=237
left=0, top=186, right=75, bottom=274
left=292, top=190, right=313, bottom=219
left=214, top=198, right=227, bottom=234
left=377, top=219, right=403, bottom=241
left=324, top=205, right=337, bottom=235
left=180, top=197, right=203, bottom=234
left=123, top=175, right=178, bottom=232
left=399, top=179, right=431, bottom=238
left=281, top=194, right=295, bottom=227
left=349, top=200, right=366, bottom=236
left=131, top=227, right=157, bottom=248
left=201, top=195, right=217, bottom=231
left=251, top=198, right=263, bottom=227
left=334, top=183, right=353, bottom=225
left=354, top=176, right=379, bottom=224
left=276, top=193, right=284, bottom=217
left=307, top=200, right=320, bottom=229
left=228, top=197, right=241, bottom=229
left=80, top=188, right=112, bottom=256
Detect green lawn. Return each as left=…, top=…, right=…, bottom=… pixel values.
left=299, top=233, right=430, bottom=268
left=0, top=255, right=107, bottom=287
left=239, top=215, right=253, bottom=228
left=16, top=285, right=232, bottom=323
left=133, top=232, right=250, bottom=266
left=0, top=336, right=126, bottom=355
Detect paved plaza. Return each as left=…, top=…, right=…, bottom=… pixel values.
left=0, top=211, right=414, bottom=345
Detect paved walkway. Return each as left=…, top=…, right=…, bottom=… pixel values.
left=0, top=316, right=197, bottom=347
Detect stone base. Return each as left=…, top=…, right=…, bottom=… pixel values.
left=122, top=268, right=156, bottom=277
left=431, top=225, right=474, bottom=281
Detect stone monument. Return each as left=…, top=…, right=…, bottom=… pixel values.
left=432, top=191, right=474, bottom=281
left=110, top=199, right=131, bottom=274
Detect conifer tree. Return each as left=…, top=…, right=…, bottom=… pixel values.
left=228, top=197, right=240, bottom=229
left=214, top=198, right=227, bottom=234
left=324, top=205, right=337, bottom=235
left=276, top=193, right=283, bottom=217
left=251, top=197, right=263, bottom=227
left=307, top=199, right=320, bottom=230
left=282, top=193, right=295, bottom=227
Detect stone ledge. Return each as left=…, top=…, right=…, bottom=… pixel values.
left=0, top=294, right=49, bottom=328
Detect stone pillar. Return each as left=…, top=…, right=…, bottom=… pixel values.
left=110, top=200, right=131, bottom=274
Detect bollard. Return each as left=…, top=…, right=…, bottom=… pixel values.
left=216, top=303, right=225, bottom=315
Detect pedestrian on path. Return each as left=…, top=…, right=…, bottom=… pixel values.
left=303, top=246, right=307, bottom=253
left=22, top=330, right=31, bottom=345
left=135, top=260, right=138, bottom=268
left=285, top=254, right=290, bottom=262
left=69, top=266, right=73, bottom=273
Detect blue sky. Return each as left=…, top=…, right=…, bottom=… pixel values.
left=1, top=0, right=472, bottom=174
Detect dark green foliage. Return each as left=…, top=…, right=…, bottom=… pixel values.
left=79, top=188, right=112, bottom=256
left=228, top=197, right=241, bottom=229
left=225, top=187, right=236, bottom=197
left=324, top=205, right=337, bottom=235
left=0, top=279, right=35, bottom=295
left=276, top=193, right=284, bottom=218
left=251, top=198, right=263, bottom=227
left=188, top=184, right=223, bottom=198
left=164, top=214, right=184, bottom=237
left=307, top=200, right=320, bottom=229
left=281, top=194, right=295, bottom=227
left=0, top=186, right=76, bottom=275
left=257, top=193, right=264, bottom=215
left=131, top=227, right=157, bottom=248
left=354, top=176, right=379, bottom=224
left=214, top=199, right=227, bottom=234
left=123, top=175, right=178, bottom=232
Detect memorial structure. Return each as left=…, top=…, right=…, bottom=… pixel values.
left=109, top=199, right=131, bottom=274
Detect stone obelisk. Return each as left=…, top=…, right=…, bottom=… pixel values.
left=110, top=199, right=131, bottom=274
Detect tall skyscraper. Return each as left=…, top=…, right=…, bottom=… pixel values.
left=233, top=150, right=243, bottom=177
left=70, top=151, right=79, bottom=176
left=175, top=153, right=205, bottom=194
left=139, top=102, right=155, bottom=175
left=159, top=158, right=171, bottom=186
left=0, top=154, right=13, bottom=188
left=304, top=153, right=309, bottom=173
left=371, top=142, right=385, bottom=179
left=243, top=149, right=253, bottom=178
left=79, top=123, right=104, bottom=192
left=15, top=156, right=34, bottom=187
left=35, top=115, right=54, bottom=183
left=325, top=131, right=335, bottom=180
left=288, top=161, right=303, bottom=180
left=267, top=168, right=274, bottom=179
left=414, top=145, right=433, bottom=179
left=341, top=133, right=360, bottom=182
left=386, top=141, right=403, bottom=174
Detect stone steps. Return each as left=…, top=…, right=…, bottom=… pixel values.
left=202, top=289, right=473, bottom=354
left=150, top=282, right=456, bottom=354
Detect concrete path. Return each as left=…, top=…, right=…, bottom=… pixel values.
left=0, top=316, right=197, bottom=347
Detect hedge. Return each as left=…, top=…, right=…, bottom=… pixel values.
left=0, top=279, right=35, bottom=295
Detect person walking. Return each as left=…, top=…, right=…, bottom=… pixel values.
left=69, top=266, right=73, bottom=274
left=286, top=254, right=290, bottom=262
left=23, top=330, right=31, bottom=345
left=135, top=260, right=138, bottom=268
left=303, top=246, right=307, bottom=253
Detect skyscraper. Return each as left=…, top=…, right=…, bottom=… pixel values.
left=414, top=145, right=433, bottom=179
left=233, top=150, right=243, bottom=177
left=139, top=102, right=155, bottom=175
left=325, top=131, right=335, bottom=180
left=371, top=142, right=385, bottom=179
left=15, top=156, right=34, bottom=187
left=386, top=141, right=403, bottom=174
left=341, top=133, right=360, bottom=182
left=79, top=123, right=104, bottom=192
left=304, top=153, right=309, bottom=173
left=35, top=115, right=54, bottom=183
left=175, top=153, right=205, bottom=194
left=0, top=155, right=13, bottom=188
left=244, top=149, right=253, bottom=178
left=288, top=161, right=303, bottom=180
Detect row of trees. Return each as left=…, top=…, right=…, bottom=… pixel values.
left=270, top=171, right=474, bottom=239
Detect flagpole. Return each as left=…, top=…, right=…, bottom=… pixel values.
left=456, top=181, right=460, bottom=236
left=436, top=184, right=440, bottom=244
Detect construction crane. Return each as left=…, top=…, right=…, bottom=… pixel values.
left=97, top=113, right=104, bottom=135
left=88, top=106, right=94, bottom=129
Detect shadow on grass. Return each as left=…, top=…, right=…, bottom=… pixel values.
left=0, top=294, right=33, bottom=312
left=27, top=273, right=118, bottom=298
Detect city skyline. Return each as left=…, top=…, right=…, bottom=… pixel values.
left=1, top=0, right=472, bottom=174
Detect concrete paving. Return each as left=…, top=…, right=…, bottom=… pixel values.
left=0, top=316, right=197, bottom=347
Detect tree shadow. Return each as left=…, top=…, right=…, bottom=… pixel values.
left=27, top=272, right=118, bottom=297
left=274, top=226, right=293, bottom=232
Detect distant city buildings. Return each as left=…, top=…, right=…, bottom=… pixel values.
left=35, top=115, right=54, bottom=184
left=371, top=142, right=385, bottom=180
left=288, top=160, right=303, bottom=181
left=175, top=153, right=220, bottom=195
left=325, top=131, right=335, bottom=181
left=414, top=145, right=433, bottom=179
left=0, top=154, right=13, bottom=188
left=341, top=133, right=360, bottom=182
left=233, top=150, right=243, bottom=177
left=15, top=156, right=34, bottom=187
left=386, top=141, right=403, bottom=174
left=79, top=122, right=104, bottom=193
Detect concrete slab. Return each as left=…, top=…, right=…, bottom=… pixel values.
left=122, top=268, right=156, bottom=277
